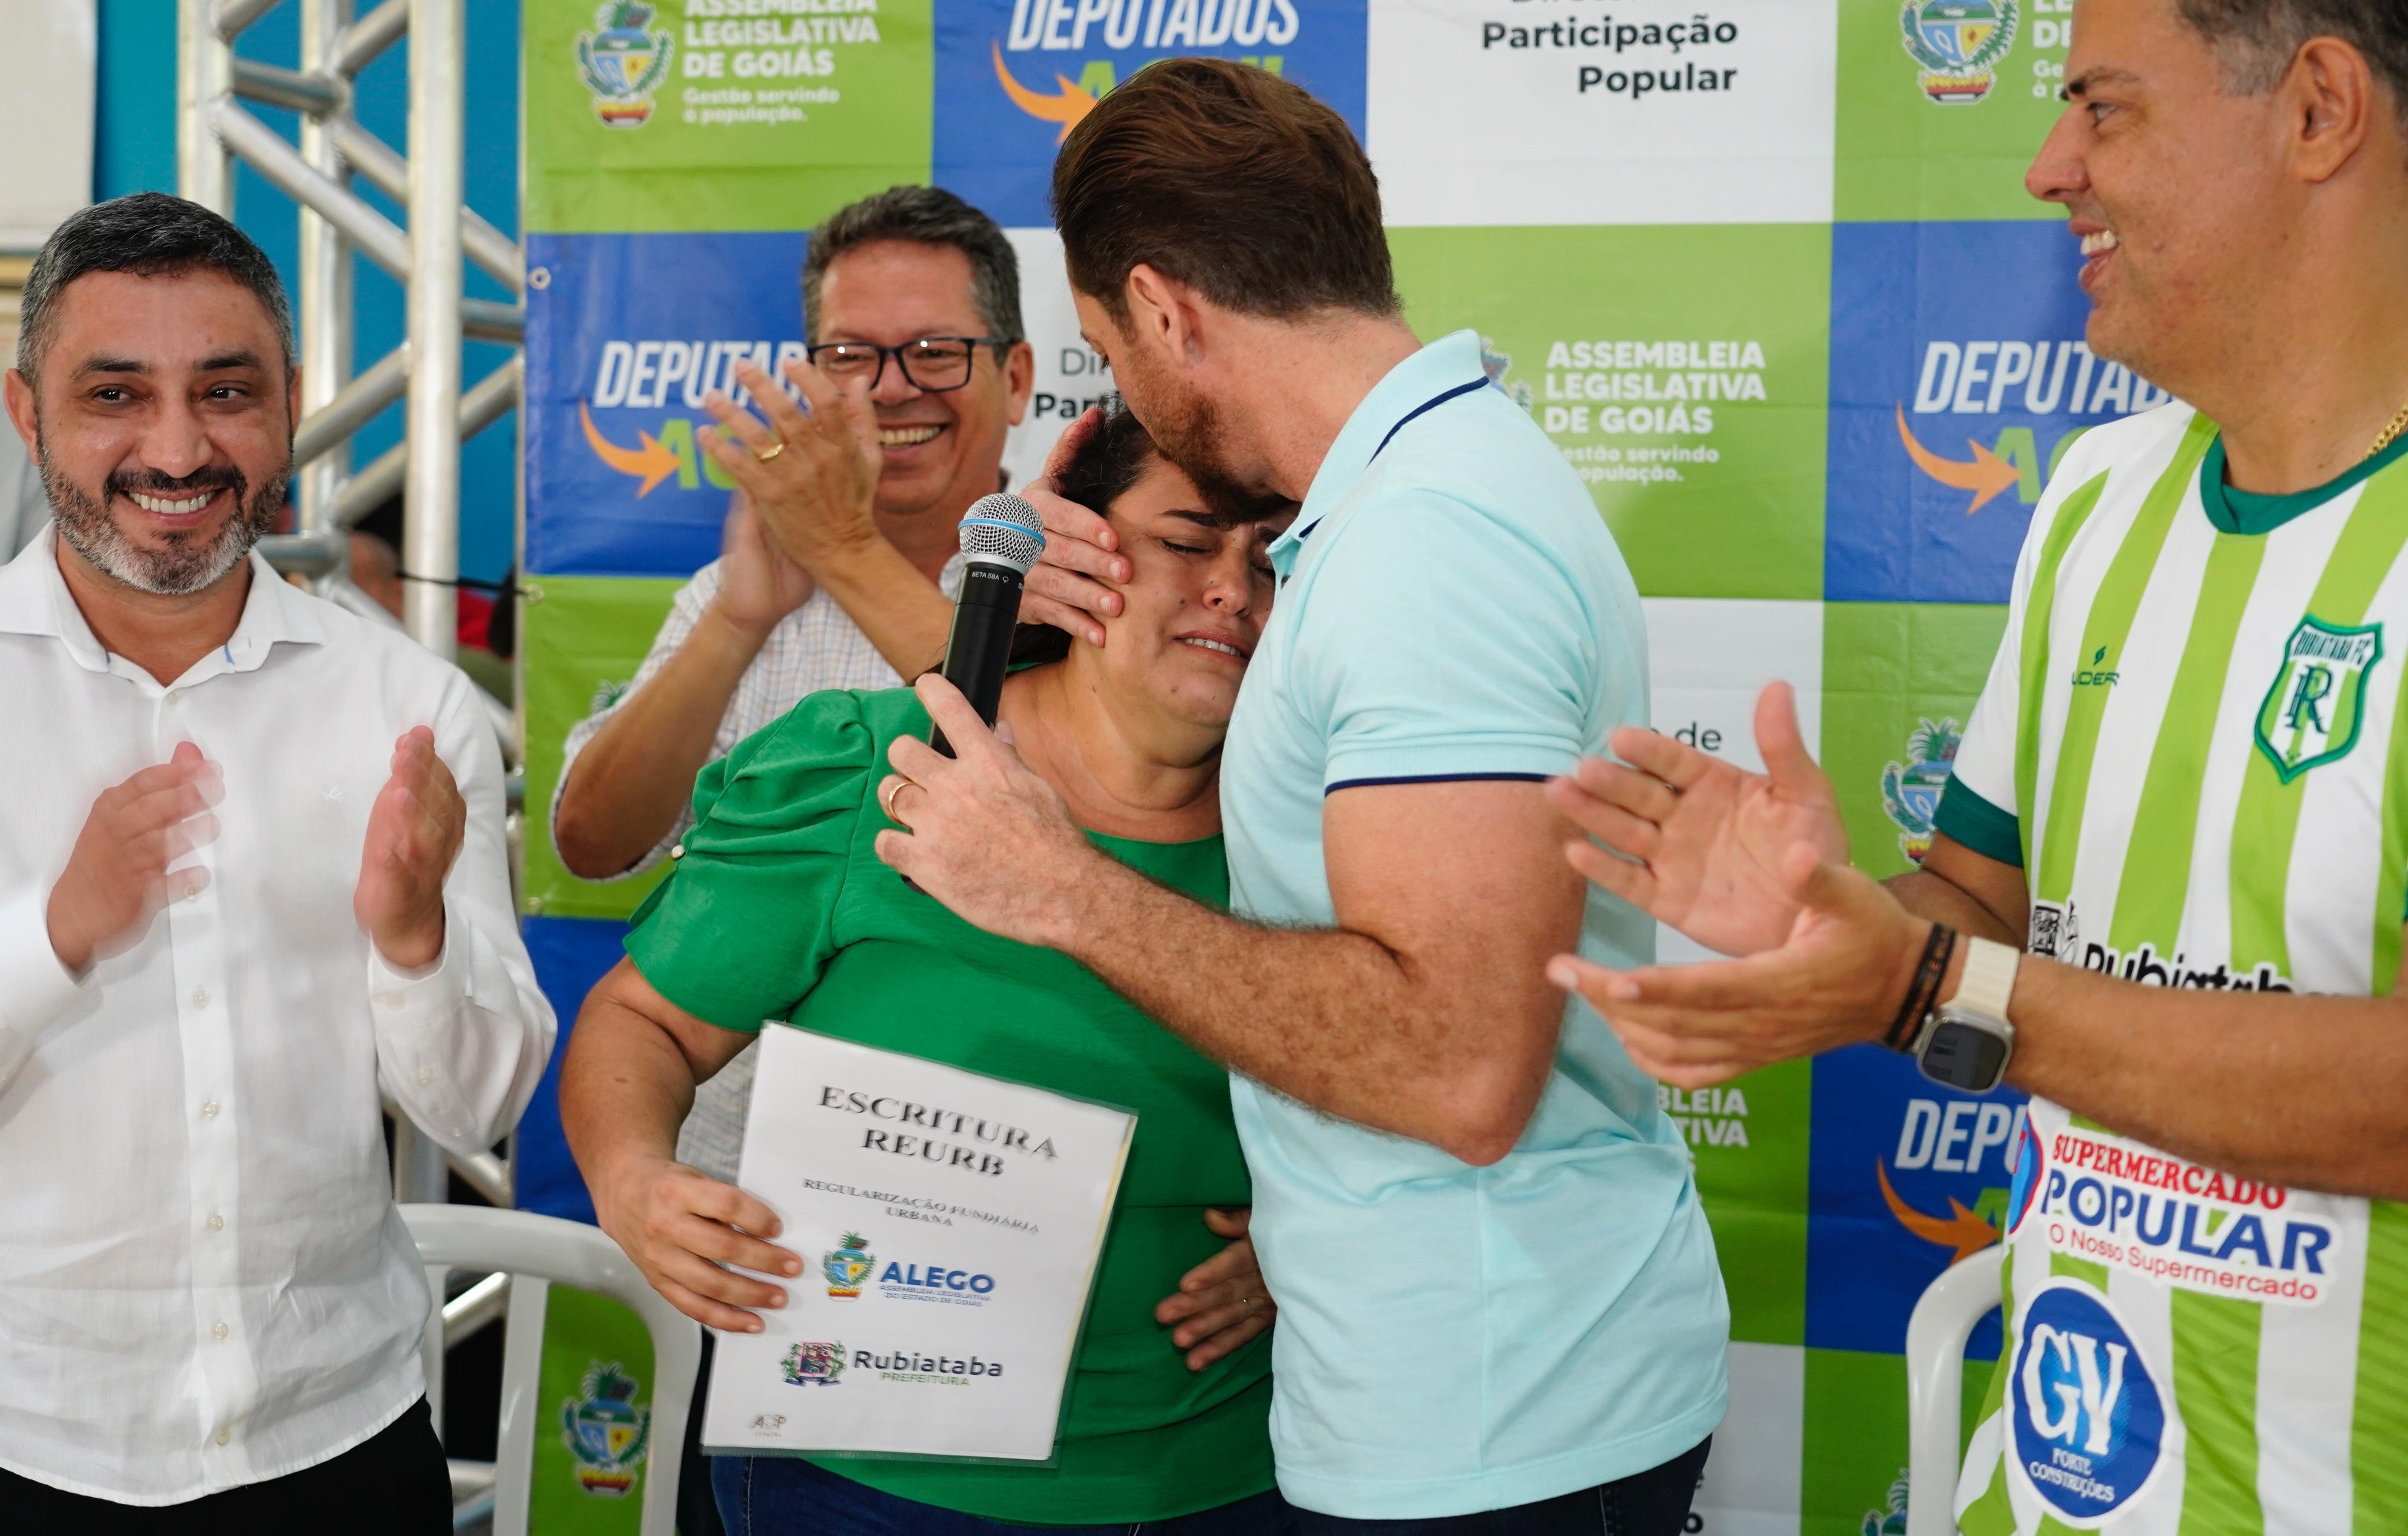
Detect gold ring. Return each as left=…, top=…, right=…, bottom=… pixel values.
left=882, top=778, right=909, bottom=822
left=754, top=438, right=787, bottom=464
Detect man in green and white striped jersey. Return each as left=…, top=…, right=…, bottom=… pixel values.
left=1543, top=1, right=2408, bottom=1531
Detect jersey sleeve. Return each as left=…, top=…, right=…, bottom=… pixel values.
left=1297, top=488, right=1620, bottom=792
left=622, top=688, right=875, bottom=1033
left=1936, top=429, right=2117, bottom=868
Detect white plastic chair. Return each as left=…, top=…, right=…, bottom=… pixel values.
left=1904, top=1244, right=2006, bottom=1536
left=401, top=1204, right=702, bottom=1536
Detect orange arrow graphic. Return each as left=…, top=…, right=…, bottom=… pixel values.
left=993, top=40, right=1098, bottom=142
left=579, top=400, right=682, bottom=498
left=1895, top=403, right=2024, bottom=515
left=1878, top=1159, right=2000, bottom=1265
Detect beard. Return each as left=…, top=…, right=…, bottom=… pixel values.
left=39, top=441, right=288, bottom=597
left=1133, top=381, right=1291, bottom=524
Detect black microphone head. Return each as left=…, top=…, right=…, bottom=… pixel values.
left=957, top=493, right=1045, bottom=575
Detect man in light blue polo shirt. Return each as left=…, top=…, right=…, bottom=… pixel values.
left=874, top=58, right=1727, bottom=1534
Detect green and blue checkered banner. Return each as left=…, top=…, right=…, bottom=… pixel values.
left=511, top=4, right=2134, bottom=1530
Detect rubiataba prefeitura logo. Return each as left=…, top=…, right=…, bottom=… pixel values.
left=577, top=2, right=674, bottom=127
left=1899, top=1, right=2017, bottom=104
left=783, top=1340, right=847, bottom=1387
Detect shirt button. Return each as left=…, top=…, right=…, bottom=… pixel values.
left=670, top=843, right=686, bottom=860
left=379, top=990, right=406, bottom=1010
left=183, top=884, right=202, bottom=902
left=214, top=1428, right=230, bottom=1446
left=206, top=1212, right=224, bottom=1232
left=200, top=1099, right=219, bottom=1118
left=191, top=989, right=210, bottom=1008
left=211, top=1321, right=229, bottom=1340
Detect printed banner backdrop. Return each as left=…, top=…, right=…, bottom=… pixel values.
left=514, top=5, right=2116, bottom=1531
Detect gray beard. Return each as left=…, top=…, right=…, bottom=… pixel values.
left=39, top=444, right=287, bottom=597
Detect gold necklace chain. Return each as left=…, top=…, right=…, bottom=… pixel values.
left=2370, top=398, right=2408, bottom=461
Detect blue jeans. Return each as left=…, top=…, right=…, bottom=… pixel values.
left=713, top=1454, right=1298, bottom=1535
left=1289, top=1439, right=1712, bottom=1536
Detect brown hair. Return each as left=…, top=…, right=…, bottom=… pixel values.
left=1049, top=58, right=1396, bottom=324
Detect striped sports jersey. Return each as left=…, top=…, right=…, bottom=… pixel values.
left=1937, top=403, right=2408, bottom=1534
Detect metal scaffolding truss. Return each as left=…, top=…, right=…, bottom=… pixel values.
left=178, top=2, right=524, bottom=1423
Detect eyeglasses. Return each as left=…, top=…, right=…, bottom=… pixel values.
left=803, top=336, right=1017, bottom=393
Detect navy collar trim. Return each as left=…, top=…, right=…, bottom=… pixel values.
left=1296, top=377, right=1492, bottom=543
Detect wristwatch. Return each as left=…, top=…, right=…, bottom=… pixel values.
left=1908, top=936, right=2018, bottom=1092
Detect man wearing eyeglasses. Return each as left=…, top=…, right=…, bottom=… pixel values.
left=552, top=186, right=1034, bottom=896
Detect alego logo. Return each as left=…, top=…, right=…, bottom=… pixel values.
left=2009, top=1281, right=2168, bottom=1522
left=1898, top=1, right=2017, bottom=104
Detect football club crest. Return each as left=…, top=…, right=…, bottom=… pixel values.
left=559, top=1361, right=651, bottom=1497
left=576, top=2, right=673, bottom=128
left=783, top=1339, right=847, bottom=1386
left=2254, top=616, right=2383, bottom=783
left=824, top=1232, right=874, bottom=1299
left=1898, top=1, right=2018, bottom=104
left=1880, top=717, right=1962, bottom=862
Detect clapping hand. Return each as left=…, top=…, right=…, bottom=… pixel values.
left=1547, top=681, right=1851, bottom=958
left=353, top=727, right=464, bottom=970
left=698, top=358, right=883, bottom=578
left=1548, top=842, right=1928, bottom=1089
left=45, top=741, right=222, bottom=975
left=713, top=491, right=816, bottom=640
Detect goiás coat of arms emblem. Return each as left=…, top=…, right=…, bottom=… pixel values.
left=823, top=1233, right=874, bottom=1299
left=559, top=1361, right=651, bottom=1497
left=1898, top=1, right=2018, bottom=104
left=1881, top=716, right=1962, bottom=862
left=575, top=2, right=673, bottom=128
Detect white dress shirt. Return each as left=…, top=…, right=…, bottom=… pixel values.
left=550, top=554, right=960, bottom=1184
left=0, top=529, right=555, bottom=1505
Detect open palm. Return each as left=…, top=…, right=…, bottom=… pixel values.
left=1550, top=682, right=1851, bottom=957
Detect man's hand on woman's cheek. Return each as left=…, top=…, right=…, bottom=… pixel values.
left=1017, top=405, right=1130, bottom=646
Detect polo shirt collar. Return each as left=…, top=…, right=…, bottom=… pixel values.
left=1270, top=329, right=1491, bottom=574
left=0, top=524, right=326, bottom=678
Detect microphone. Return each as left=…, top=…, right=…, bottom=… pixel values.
left=929, top=493, right=1045, bottom=758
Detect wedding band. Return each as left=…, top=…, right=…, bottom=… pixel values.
left=754, top=438, right=786, bottom=463
left=881, top=778, right=909, bottom=821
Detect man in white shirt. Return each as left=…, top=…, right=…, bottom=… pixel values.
left=0, top=194, right=552, bottom=1527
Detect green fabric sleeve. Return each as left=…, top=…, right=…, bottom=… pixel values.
left=1933, top=776, right=2024, bottom=868
left=622, top=689, right=875, bottom=1032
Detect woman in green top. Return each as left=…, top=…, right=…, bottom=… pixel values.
left=562, top=405, right=1294, bottom=1535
